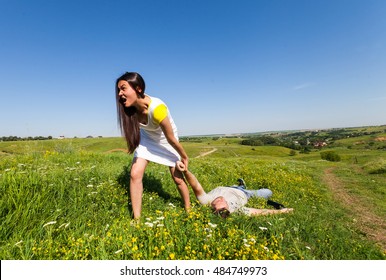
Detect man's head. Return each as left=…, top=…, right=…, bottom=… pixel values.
left=211, top=196, right=230, bottom=218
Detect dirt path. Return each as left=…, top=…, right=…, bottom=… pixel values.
left=105, top=148, right=219, bottom=158
left=105, top=147, right=219, bottom=159
left=194, top=148, right=218, bottom=158
left=323, top=167, right=386, bottom=251
left=105, top=148, right=128, bottom=153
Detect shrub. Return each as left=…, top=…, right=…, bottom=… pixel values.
left=320, top=151, right=341, bottom=162
left=363, top=158, right=386, bottom=174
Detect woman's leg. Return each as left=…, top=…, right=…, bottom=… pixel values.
left=130, top=157, right=148, bottom=219
left=169, top=166, right=191, bottom=212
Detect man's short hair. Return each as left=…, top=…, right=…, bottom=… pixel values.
left=213, top=208, right=230, bottom=218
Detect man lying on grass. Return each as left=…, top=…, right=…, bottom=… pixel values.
left=176, top=161, right=293, bottom=218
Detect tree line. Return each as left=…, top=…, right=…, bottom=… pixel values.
left=0, top=136, right=53, bottom=142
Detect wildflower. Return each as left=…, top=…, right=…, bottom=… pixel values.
left=208, top=222, right=217, bottom=228
left=244, top=244, right=251, bottom=248
left=59, top=222, right=70, bottom=229
left=169, top=253, right=175, bottom=260
left=157, top=224, right=164, bottom=227
left=14, top=240, right=23, bottom=246
left=43, top=221, right=57, bottom=228
left=105, top=224, right=110, bottom=231
left=259, top=227, right=268, bottom=231
left=306, top=246, right=311, bottom=250
left=168, top=203, right=176, bottom=208
left=86, top=184, right=93, bottom=188
left=156, top=216, right=165, bottom=220
left=145, top=222, right=154, bottom=228
left=114, top=249, right=123, bottom=254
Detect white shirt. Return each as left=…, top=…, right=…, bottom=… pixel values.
left=197, top=187, right=248, bottom=213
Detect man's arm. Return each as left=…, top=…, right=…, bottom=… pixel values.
left=246, top=207, right=294, bottom=216
left=176, top=161, right=206, bottom=198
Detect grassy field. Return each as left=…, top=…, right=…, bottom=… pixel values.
left=1, top=131, right=385, bottom=260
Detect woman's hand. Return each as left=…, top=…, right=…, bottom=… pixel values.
left=181, top=157, right=189, bottom=171
left=176, top=161, right=186, bottom=172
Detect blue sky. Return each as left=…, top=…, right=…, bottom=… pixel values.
left=1, top=0, right=385, bottom=138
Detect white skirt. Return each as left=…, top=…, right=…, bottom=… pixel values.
left=134, top=142, right=180, bottom=167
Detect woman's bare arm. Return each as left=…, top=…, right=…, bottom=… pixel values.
left=160, top=118, right=189, bottom=169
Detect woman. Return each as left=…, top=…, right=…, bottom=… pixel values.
left=115, top=72, right=190, bottom=219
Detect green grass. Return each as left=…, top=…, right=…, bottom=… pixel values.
left=1, top=136, right=385, bottom=260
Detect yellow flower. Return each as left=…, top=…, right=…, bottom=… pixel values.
left=169, top=253, right=175, bottom=259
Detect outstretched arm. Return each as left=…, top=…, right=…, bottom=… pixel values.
left=176, top=161, right=206, bottom=198
left=246, top=207, right=293, bottom=216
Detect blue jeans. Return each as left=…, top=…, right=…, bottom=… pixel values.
left=230, top=186, right=272, bottom=200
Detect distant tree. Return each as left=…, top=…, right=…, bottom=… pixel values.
left=300, top=146, right=311, bottom=154
left=241, top=139, right=263, bottom=146
left=259, top=135, right=278, bottom=145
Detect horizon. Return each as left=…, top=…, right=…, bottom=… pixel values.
left=2, top=123, right=385, bottom=139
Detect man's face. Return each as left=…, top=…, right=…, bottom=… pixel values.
left=211, top=196, right=229, bottom=212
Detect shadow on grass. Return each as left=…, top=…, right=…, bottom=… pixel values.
left=116, top=165, right=180, bottom=217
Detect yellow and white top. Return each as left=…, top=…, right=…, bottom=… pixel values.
left=134, top=96, right=180, bottom=167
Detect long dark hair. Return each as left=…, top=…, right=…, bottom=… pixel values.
left=115, top=72, right=146, bottom=153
